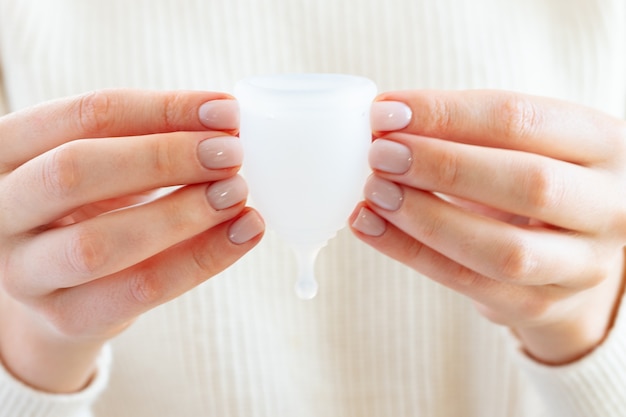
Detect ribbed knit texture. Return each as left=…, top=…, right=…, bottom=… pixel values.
left=0, top=1, right=625, bottom=417
left=0, top=345, right=111, bottom=417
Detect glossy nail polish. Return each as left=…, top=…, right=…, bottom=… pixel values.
left=198, top=99, right=240, bottom=130
left=228, top=211, right=265, bottom=244
left=352, top=207, right=386, bottom=236
left=206, top=176, right=248, bottom=210
left=369, top=139, right=413, bottom=174
left=370, top=101, right=412, bottom=131
left=364, top=176, right=404, bottom=211
left=197, top=136, right=243, bottom=170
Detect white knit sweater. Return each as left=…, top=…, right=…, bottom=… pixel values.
left=1, top=1, right=626, bottom=416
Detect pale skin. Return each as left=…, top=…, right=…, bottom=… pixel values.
left=0, top=89, right=265, bottom=393
left=352, top=89, right=626, bottom=365
left=1, top=88, right=625, bottom=395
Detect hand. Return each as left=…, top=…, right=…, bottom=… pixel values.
left=0, top=90, right=264, bottom=392
left=351, top=90, right=626, bottom=365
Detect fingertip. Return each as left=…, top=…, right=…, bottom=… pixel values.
left=197, top=135, right=244, bottom=170
left=227, top=209, right=265, bottom=245
left=206, top=175, right=248, bottom=211
left=370, top=100, right=412, bottom=133
left=350, top=204, right=387, bottom=237
left=198, top=99, right=240, bottom=132
left=369, top=138, right=413, bottom=174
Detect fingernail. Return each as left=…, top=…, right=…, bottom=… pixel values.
left=352, top=207, right=386, bottom=236
left=198, top=99, right=239, bottom=130
left=369, top=139, right=413, bottom=174
left=206, top=176, right=248, bottom=210
left=371, top=101, right=412, bottom=131
left=364, top=176, right=404, bottom=211
left=197, top=136, right=243, bottom=170
left=228, top=211, right=265, bottom=244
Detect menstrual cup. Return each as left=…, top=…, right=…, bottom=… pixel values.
left=235, top=73, right=377, bottom=299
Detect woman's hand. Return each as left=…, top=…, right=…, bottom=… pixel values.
left=352, top=90, right=626, bottom=365
left=0, top=89, right=264, bottom=392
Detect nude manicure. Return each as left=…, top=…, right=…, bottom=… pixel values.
left=228, top=211, right=265, bottom=244
left=352, top=207, right=387, bottom=236
left=369, top=139, right=413, bottom=174
left=364, top=176, right=404, bottom=211
left=197, top=136, right=243, bottom=170
left=198, top=99, right=240, bottom=131
left=370, top=101, right=412, bottom=132
left=206, top=176, right=248, bottom=210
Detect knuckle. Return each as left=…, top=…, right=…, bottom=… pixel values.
left=151, top=136, right=179, bottom=179
left=189, top=235, right=235, bottom=280
left=161, top=93, right=185, bottom=132
left=420, top=211, right=445, bottom=241
left=453, top=267, right=488, bottom=290
left=499, top=95, right=542, bottom=141
left=403, top=237, right=428, bottom=263
left=498, top=237, right=538, bottom=282
left=127, top=272, right=164, bottom=306
left=41, top=144, right=82, bottom=199
left=74, top=90, right=113, bottom=136
left=434, top=149, right=461, bottom=189
left=190, top=243, right=219, bottom=276
left=424, top=96, right=454, bottom=133
left=65, top=225, right=108, bottom=276
left=522, top=164, right=564, bottom=211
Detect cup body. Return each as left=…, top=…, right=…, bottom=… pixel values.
left=235, top=73, right=377, bottom=247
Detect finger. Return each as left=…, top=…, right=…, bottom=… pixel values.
left=7, top=177, right=248, bottom=297
left=0, top=89, right=239, bottom=171
left=349, top=204, right=569, bottom=327
left=368, top=135, right=616, bottom=232
left=372, top=90, right=624, bottom=165
left=362, top=176, right=603, bottom=288
left=1, top=131, right=243, bottom=234
left=34, top=210, right=264, bottom=337
left=52, top=191, right=158, bottom=226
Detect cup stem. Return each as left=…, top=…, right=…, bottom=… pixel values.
left=293, top=245, right=322, bottom=300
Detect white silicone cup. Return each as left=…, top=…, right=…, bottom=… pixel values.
left=235, top=73, right=377, bottom=298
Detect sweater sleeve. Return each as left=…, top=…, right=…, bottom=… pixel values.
left=509, top=291, right=626, bottom=417
left=0, top=344, right=111, bottom=417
